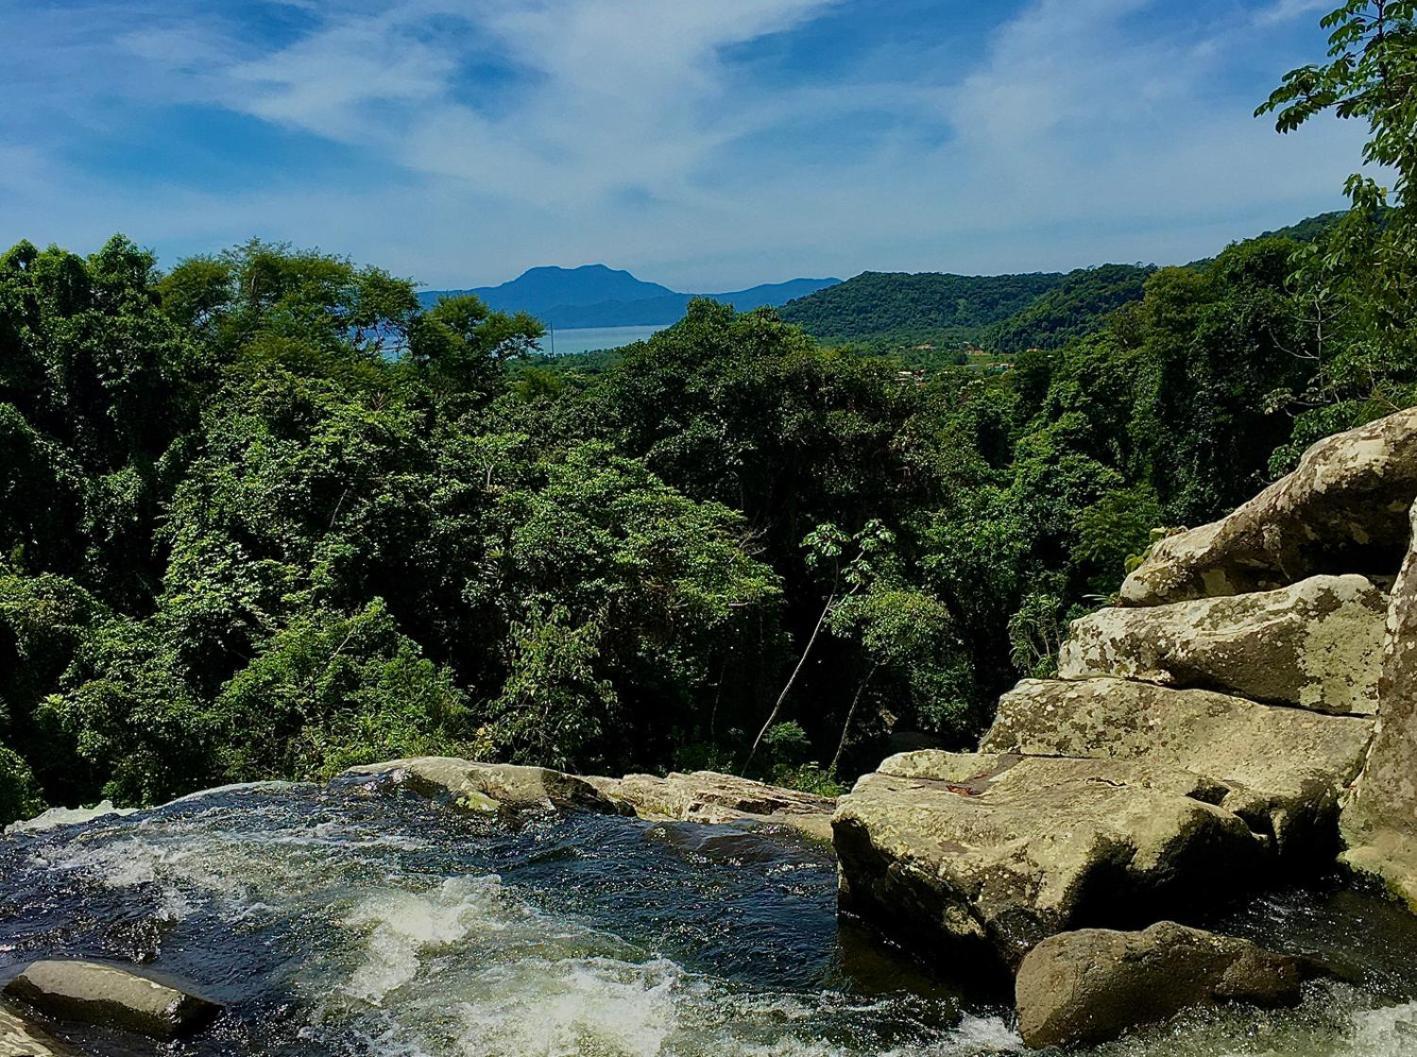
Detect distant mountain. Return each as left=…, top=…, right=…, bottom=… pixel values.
left=420, top=265, right=840, bottom=328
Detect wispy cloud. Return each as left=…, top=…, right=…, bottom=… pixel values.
left=0, top=0, right=1364, bottom=289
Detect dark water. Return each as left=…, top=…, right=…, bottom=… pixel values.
left=0, top=781, right=1415, bottom=1056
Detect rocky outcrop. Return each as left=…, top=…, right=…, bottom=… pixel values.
left=343, top=757, right=627, bottom=815
left=1058, top=575, right=1386, bottom=716
left=0, top=1005, right=80, bottom=1056
left=983, top=678, right=1374, bottom=855
left=1015, top=922, right=1314, bottom=1048
left=830, top=410, right=1417, bottom=1046
left=3, top=961, right=219, bottom=1039
left=1341, top=500, right=1417, bottom=908
left=1121, top=408, right=1417, bottom=606
left=588, top=771, right=835, bottom=840
left=832, top=751, right=1269, bottom=970
left=346, top=758, right=836, bottom=838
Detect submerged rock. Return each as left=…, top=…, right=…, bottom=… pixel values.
left=832, top=751, right=1269, bottom=970
left=3, top=960, right=219, bottom=1039
left=588, top=771, right=836, bottom=840
left=343, top=757, right=626, bottom=815
left=1015, top=921, right=1314, bottom=1048
left=1121, top=408, right=1417, bottom=606
left=982, top=678, right=1373, bottom=855
left=0, top=1004, right=81, bottom=1056
left=1058, top=574, right=1386, bottom=716
left=1342, top=501, right=1417, bottom=909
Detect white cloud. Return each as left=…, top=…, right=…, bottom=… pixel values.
left=0, top=0, right=1367, bottom=289
left=1252, top=0, right=1332, bottom=28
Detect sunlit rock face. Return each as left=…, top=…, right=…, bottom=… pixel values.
left=1059, top=575, right=1387, bottom=716
left=833, top=408, right=1417, bottom=1044
left=833, top=751, right=1271, bottom=971
left=1342, top=500, right=1417, bottom=910
left=1120, top=407, right=1417, bottom=606
left=983, top=678, right=1373, bottom=857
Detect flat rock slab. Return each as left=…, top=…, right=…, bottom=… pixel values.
left=832, top=752, right=1269, bottom=970
left=1121, top=408, right=1417, bottom=606
left=1015, top=922, right=1312, bottom=1049
left=983, top=678, right=1374, bottom=855
left=3, top=961, right=219, bottom=1040
left=1342, top=501, right=1417, bottom=909
left=1059, top=575, right=1386, bottom=716
left=343, top=757, right=626, bottom=815
left=588, top=771, right=836, bottom=840
left=0, top=1005, right=80, bottom=1056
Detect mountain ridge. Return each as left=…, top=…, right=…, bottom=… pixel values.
left=421, top=264, right=840, bottom=328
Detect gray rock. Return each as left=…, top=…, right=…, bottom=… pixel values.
left=0, top=1004, right=81, bottom=1056
left=1058, top=575, right=1387, bottom=716
left=588, top=771, right=836, bottom=841
left=3, top=961, right=219, bottom=1039
left=1015, top=922, right=1313, bottom=1048
left=831, top=752, right=1269, bottom=970
left=982, top=678, right=1374, bottom=855
left=343, top=757, right=627, bottom=815
left=1342, top=501, right=1417, bottom=909
left=1121, top=408, right=1417, bottom=606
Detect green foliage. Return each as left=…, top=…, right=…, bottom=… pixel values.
left=215, top=600, right=468, bottom=782
left=779, top=270, right=1066, bottom=343
left=758, top=722, right=843, bottom=796
left=3, top=33, right=1415, bottom=812
left=984, top=265, right=1153, bottom=354
left=0, top=744, right=44, bottom=828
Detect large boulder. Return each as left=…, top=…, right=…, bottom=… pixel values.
left=588, top=771, right=836, bottom=841
left=342, top=757, right=626, bottom=815
left=831, top=752, right=1270, bottom=970
left=0, top=1005, right=80, bottom=1056
left=1341, top=501, right=1417, bottom=908
left=1121, top=408, right=1417, bottom=607
left=983, top=678, right=1373, bottom=856
left=1058, top=575, right=1386, bottom=716
left=1015, top=922, right=1314, bottom=1048
left=3, top=960, right=219, bottom=1039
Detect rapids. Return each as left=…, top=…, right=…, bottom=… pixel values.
left=0, top=778, right=1414, bottom=1056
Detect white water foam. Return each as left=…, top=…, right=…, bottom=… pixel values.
left=5, top=800, right=138, bottom=834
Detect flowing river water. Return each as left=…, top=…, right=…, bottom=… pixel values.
left=1, top=778, right=1416, bottom=1057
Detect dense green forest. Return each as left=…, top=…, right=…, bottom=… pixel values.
left=778, top=270, right=1065, bottom=344
left=1, top=1, right=1416, bottom=825
left=982, top=265, right=1154, bottom=354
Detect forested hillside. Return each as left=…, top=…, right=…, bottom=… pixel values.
left=983, top=264, right=1153, bottom=353
left=778, top=270, right=1064, bottom=343
left=4, top=0, right=1417, bottom=825
left=1, top=201, right=1413, bottom=825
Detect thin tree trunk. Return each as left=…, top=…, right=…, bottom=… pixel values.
left=830, top=662, right=879, bottom=776
left=746, top=591, right=836, bottom=767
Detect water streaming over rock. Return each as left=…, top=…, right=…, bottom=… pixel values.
left=0, top=779, right=1414, bottom=1056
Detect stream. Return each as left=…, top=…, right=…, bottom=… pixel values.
left=1, top=779, right=1415, bottom=1056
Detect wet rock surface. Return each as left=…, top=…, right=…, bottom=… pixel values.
left=1121, top=408, right=1417, bottom=606
left=1015, top=921, right=1315, bottom=1048
left=343, top=757, right=627, bottom=815
left=833, top=751, right=1269, bottom=970
left=3, top=960, right=219, bottom=1039
left=1058, top=575, right=1387, bottom=716
left=0, top=1004, right=80, bottom=1056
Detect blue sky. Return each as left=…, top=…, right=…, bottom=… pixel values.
left=0, top=0, right=1367, bottom=290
